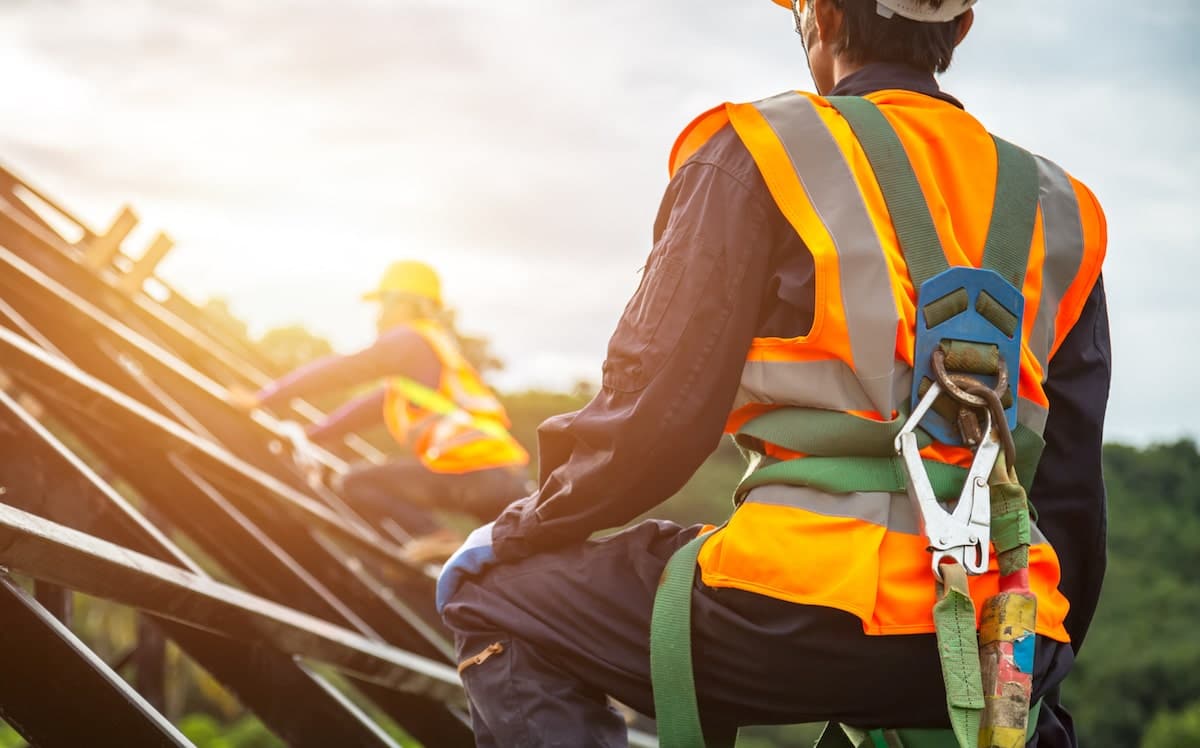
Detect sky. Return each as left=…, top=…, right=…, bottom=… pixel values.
left=0, top=0, right=1195, bottom=445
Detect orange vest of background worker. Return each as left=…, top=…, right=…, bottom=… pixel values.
left=232, top=260, right=529, bottom=548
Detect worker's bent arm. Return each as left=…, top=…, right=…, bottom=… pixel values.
left=305, top=386, right=388, bottom=443
left=490, top=142, right=786, bottom=563
left=254, top=327, right=440, bottom=409
left=1028, top=277, right=1111, bottom=652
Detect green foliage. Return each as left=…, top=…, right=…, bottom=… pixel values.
left=1141, top=700, right=1200, bottom=748
left=256, top=325, right=333, bottom=372
left=1064, top=440, right=1200, bottom=747
left=649, top=438, right=746, bottom=526
left=736, top=723, right=826, bottom=747
left=0, top=721, right=25, bottom=748
left=500, top=389, right=591, bottom=476
left=178, top=714, right=282, bottom=748
left=198, top=298, right=250, bottom=343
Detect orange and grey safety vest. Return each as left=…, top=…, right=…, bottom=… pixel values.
left=382, top=319, right=529, bottom=475
left=671, top=90, right=1106, bottom=642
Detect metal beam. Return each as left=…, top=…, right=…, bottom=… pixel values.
left=0, top=215, right=384, bottom=468
left=0, top=392, right=468, bottom=745
left=0, top=575, right=192, bottom=748
left=117, top=230, right=173, bottom=295
left=0, top=323, right=412, bottom=574
left=0, top=500, right=464, bottom=704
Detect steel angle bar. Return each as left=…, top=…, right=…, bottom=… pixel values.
left=630, top=729, right=660, bottom=748
left=0, top=389, right=207, bottom=572
left=0, top=165, right=94, bottom=238
left=7, top=350, right=448, bottom=659
left=163, top=626, right=408, bottom=748
left=0, top=500, right=465, bottom=705
left=0, top=295, right=67, bottom=358
left=0, top=244, right=360, bottom=493
left=4, top=378, right=444, bottom=665
left=309, top=529, right=453, bottom=661
left=170, top=457, right=383, bottom=638
left=0, top=248, right=375, bottom=551
left=349, top=681, right=475, bottom=748
left=184, top=460, right=449, bottom=659
left=0, top=575, right=193, bottom=748
left=0, top=210, right=384, bottom=469
left=0, top=395, right=458, bottom=747
left=0, top=324, right=416, bottom=576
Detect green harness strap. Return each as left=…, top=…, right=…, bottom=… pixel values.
left=650, top=530, right=736, bottom=748
left=981, top=136, right=1040, bottom=290
left=933, top=563, right=985, bottom=747
left=827, top=96, right=1041, bottom=291
left=735, top=416, right=1044, bottom=502
left=825, top=96, right=950, bottom=288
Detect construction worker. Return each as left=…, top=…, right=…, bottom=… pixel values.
left=229, top=260, right=530, bottom=546
left=437, top=1, right=1109, bottom=746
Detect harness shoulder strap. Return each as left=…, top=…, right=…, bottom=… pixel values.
left=828, top=96, right=1041, bottom=289
left=825, top=95, right=949, bottom=288
left=981, top=136, right=1040, bottom=289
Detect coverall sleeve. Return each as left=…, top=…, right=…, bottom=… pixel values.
left=305, top=387, right=388, bottom=443
left=491, top=154, right=782, bottom=563
left=1028, top=277, right=1112, bottom=652
left=255, top=327, right=440, bottom=407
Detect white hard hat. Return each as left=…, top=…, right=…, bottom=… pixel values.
left=874, top=0, right=977, bottom=23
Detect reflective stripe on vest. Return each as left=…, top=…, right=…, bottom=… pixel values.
left=674, top=89, right=1104, bottom=641
left=1030, top=156, right=1086, bottom=370
left=735, top=93, right=901, bottom=417
left=744, top=484, right=1049, bottom=546
left=383, top=320, right=528, bottom=474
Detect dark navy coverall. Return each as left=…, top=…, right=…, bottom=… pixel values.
left=441, top=64, right=1111, bottom=747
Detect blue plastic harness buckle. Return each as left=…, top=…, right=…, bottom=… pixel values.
left=911, top=267, right=1024, bottom=445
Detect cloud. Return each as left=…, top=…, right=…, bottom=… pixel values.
left=0, top=0, right=1192, bottom=442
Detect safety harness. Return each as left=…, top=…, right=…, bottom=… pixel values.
left=650, top=96, right=1044, bottom=748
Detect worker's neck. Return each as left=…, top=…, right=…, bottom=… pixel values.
left=829, top=57, right=868, bottom=92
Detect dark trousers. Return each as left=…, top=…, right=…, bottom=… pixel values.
left=441, top=520, right=1080, bottom=748
left=339, top=458, right=528, bottom=536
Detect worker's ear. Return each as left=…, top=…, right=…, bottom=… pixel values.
left=811, top=0, right=845, bottom=46
left=954, top=9, right=974, bottom=47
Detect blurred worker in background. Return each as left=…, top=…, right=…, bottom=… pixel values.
left=229, top=260, right=530, bottom=554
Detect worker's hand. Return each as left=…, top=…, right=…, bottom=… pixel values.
left=226, top=385, right=261, bottom=412
left=435, top=522, right=497, bottom=615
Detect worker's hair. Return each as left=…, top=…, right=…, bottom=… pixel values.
left=377, top=294, right=444, bottom=332
left=831, top=0, right=963, bottom=73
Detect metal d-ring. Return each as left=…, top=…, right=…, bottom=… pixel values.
left=931, top=348, right=1010, bottom=410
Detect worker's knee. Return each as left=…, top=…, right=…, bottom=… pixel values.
left=454, top=634, right=531, bottom=745
left=438, top=569, right=506, bottom=635
left=455, top=633, right=627, bottom=748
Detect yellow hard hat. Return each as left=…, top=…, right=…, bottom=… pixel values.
left=772, top=0, right=974, bottom=21
left=362, top=260, right=442, bottom=306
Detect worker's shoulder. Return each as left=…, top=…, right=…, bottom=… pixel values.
left=668, top=90, right=829, bottom=178
left=668, top=102, right=769, bottom=195
left=374, top=323, right=439, bottom=362
left=1031, top=150, right=1108, bottom=255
